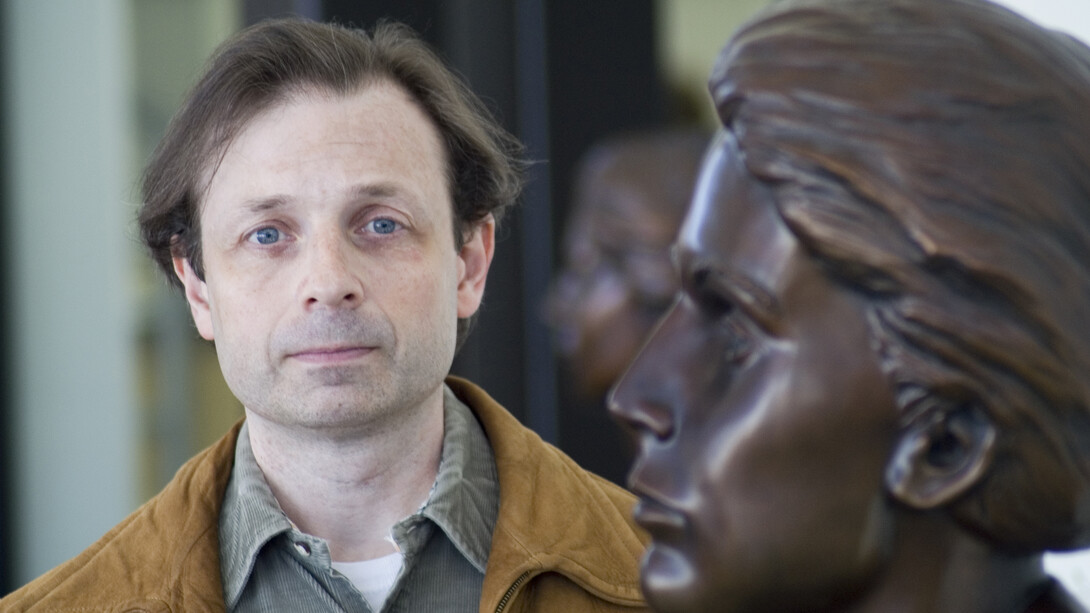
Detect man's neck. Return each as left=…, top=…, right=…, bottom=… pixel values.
left=243, top=388, right=446, bottom=562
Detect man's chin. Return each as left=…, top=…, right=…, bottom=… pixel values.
left=245, top=392, right=394, bottom=431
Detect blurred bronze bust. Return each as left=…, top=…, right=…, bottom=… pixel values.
left=546, top=130, right=708, bottom=484
left=610, top=0, right=1090, bottom=612
left=547, top=130, right=709, bottom=400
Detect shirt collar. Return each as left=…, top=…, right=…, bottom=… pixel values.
left=218, top=421, right=293, bottom=610
left=416, top=384, right=499, bottom=572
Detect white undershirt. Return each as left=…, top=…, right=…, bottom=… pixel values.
left=332, top=552, right=404, bottom=612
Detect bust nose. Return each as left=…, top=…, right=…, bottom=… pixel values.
left=608, top=301, right=700, bottom=443
left=608, top=334, right=677, bottom=442
left=609, top=380, right=676, bottom=442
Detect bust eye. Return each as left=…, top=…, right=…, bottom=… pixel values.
left=690, top=271, right=756, bottom=364
left=250, top=227, right=281, bottom=245
left=721, top=315, right=754, bottom=365
left=367, top=218, right=399, bottom=235
left=691, top=270, right=735, bottom=318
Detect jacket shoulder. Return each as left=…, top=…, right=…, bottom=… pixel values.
left=1, top=423, right=241, bottom=612
left=445, top=377, right=649, bottom=611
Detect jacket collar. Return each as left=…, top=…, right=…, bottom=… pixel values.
left=445, top=376, right=647, bottom=609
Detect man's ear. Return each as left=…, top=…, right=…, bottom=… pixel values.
left=172, top=255, right=216, bottom=341
left=456, top=214, right=496, bottom=319
left=885, top=402, right=997, bottom=509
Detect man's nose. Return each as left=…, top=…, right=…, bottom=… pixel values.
left=301, top=232, right=364, bottom=309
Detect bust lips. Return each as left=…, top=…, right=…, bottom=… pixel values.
left=632, top=496, right=688, bottom=540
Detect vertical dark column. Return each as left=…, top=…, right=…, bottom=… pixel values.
left=320, top=0, right=441, bottom=42
left=244, top=0, right=322, bottom=22
left=435, top=0, right=533, bottom=427
left=541, top=0, right=666, bottom=483
left=544, top=0, right=665, bottom=237
left=513, top=0, right=558, bottom=441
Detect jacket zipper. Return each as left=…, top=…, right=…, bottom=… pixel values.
left=494, top=570, right=532, bottom=613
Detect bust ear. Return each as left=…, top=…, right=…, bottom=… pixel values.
left=885, top=402, right=997, bottom=509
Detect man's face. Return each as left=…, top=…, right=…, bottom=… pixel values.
left=610, top=132, right=900, bottom=613
left=174, top=82, right=492, bottom=434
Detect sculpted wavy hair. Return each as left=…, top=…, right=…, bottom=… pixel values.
left=139, top=18, right=524, bottom=348
left=712, top=0, right=1090, bottom=551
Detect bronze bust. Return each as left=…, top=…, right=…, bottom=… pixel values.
left=610, top=0, right=1090, bottom=611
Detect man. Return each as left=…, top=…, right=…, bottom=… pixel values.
left=4, top=18, right=648, bottom=612
left=610, top=0, right=1090, bottom=611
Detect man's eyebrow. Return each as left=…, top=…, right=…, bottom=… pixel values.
left=351, top=182, right=406, bottom=201
left=239, top=183, right=408, bottom=213
left=242, top=195, right=289, bottom=213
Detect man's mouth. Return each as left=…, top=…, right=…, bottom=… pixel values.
left=287, top=346, right=375, bottom=364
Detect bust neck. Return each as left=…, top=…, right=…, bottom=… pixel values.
left=846, top=510, right=1055, bottom=613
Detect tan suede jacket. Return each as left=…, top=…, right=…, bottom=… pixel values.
left=2, top=377, right=649, bottom=613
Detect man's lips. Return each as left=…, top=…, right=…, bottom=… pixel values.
left=286, top=346, right=375, bottom=364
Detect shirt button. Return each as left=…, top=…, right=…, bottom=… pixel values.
left=294, top=541, right=311, bottom=556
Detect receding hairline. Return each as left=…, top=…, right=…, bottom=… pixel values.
left=192, top=77, right=455, bottom=224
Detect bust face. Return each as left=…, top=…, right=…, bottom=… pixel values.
left=609, top=131, right=902, bottom=613
left=546, top=154, right=684, bottom=399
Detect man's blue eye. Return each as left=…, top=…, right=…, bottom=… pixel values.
left=252, top=227, right=280, bottom=244
left=369, top=219, right=398, bottom=234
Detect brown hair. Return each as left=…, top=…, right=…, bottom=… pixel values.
left=139, top=18, right=524, bottom=346
left=713, top=0, right=1090, bottom=551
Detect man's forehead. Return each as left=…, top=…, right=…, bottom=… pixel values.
left=195, top=81, right=450, bottom=210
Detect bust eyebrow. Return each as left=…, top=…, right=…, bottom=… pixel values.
left=718, top=268, right=780, bottom=325
left=683, top=249, right=782, bottom=331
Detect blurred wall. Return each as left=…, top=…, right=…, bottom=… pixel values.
left=657, top=0, right=769, bottom=126
left=995, top=0, right=1090, bottom=35
left=0, top=0, right=242, bottom=591
left=130, top=0, right=243, bottom=504
left=2, top=0, right=137, bottom=588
